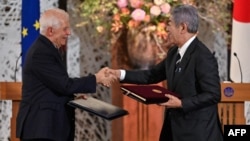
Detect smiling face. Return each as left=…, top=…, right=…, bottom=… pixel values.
left=40, top=8, right=71, bottom=48
left=50, top=19, right=71, bottom=48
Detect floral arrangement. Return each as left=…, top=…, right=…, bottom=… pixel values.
left=79, top=0, right=181, bottom=39
left=78, top=0, right=230, bottom=69
left=111, top=0, right=179, bottom=40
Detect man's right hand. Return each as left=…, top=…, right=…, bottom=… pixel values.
left=95, top=67, right=118, bottom=87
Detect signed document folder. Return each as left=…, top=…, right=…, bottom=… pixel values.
left=121, top=85, right=179, bottom=104
left=68, top=97, right=128, bottom=120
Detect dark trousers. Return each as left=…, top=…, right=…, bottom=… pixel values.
left=159, top=111, right=173, bottom=141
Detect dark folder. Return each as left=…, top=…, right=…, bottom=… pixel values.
left=68, top=97, right=128, bottom=120
left=121, top=85, right=179, bottom=104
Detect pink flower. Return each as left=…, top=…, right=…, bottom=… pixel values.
left=160, top=3, right=171, bottom=14
left=150, top=5, right=161, bottom=16
left=110, top=0, right=178, bottom=34
left=131, top=9, right=146, bottom=21
left=117, top=0, right=128, bottom=8
left=129, top=0, right=143, bottom=8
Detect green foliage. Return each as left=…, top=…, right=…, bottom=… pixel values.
left=79, top=0, right=115, bottom=26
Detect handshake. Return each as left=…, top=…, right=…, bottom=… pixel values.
left=94, top=67, right=121, bottom=87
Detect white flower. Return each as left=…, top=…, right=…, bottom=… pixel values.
left=154, top=0, right=164, bottom=5
left=96, top=26, right=104, bottom=33
left=150, top=6, right=161, bottom=16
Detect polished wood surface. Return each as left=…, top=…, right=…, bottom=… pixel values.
left=0, top=82, right=21, bottom=141
left=0, top=82, right=22, bottom=100
left=219, top=83, right=250, bottom=131
left=221, top=83, right=250, bottom=102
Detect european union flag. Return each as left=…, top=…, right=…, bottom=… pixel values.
left=21, top=0, right=40, bottom=65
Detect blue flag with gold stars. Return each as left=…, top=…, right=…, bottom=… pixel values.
left=21, top=0, right=40, bottom=65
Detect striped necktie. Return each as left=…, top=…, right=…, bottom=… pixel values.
left=175, top=53, right=181, bottom=72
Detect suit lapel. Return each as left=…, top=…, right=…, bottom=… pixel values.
left=167, top=47, right=178, bottom=90
left=39, top=35, right=66, bottom=69
left=172, top=38, right=199, bottom=90
left=55, top=49, right=67, bottom=69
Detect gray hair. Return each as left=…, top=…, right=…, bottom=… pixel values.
left=39, top=8, right=69, bottom=35
left=171, top=5, right=199, bottom=33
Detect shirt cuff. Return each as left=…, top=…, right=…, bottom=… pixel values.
left=120, top=69, right=125, bottom=81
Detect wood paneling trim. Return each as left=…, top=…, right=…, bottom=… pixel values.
left=0, top=82, right=22, bottom=100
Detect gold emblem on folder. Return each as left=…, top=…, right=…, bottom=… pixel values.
left=152, top=89, right=162, bottom=94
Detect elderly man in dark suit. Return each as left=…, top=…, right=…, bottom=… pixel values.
left=16, top=8, right=114, bottom=141
left=109, top=4, right=223, bottom=141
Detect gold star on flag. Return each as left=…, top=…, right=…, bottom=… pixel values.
left=22, top=27, right=28, bottom=37
left=33, top=20, right=40, bottom=30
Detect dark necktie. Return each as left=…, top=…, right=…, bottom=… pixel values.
left=175, top=53, right=181, bottom=72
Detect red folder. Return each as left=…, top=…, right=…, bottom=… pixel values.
left=121, top=85, right=179, bottom=104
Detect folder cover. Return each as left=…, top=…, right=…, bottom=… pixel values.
left=68, top=97, right=128, bottom=120
left=121, top=85, right=179, bottom=104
